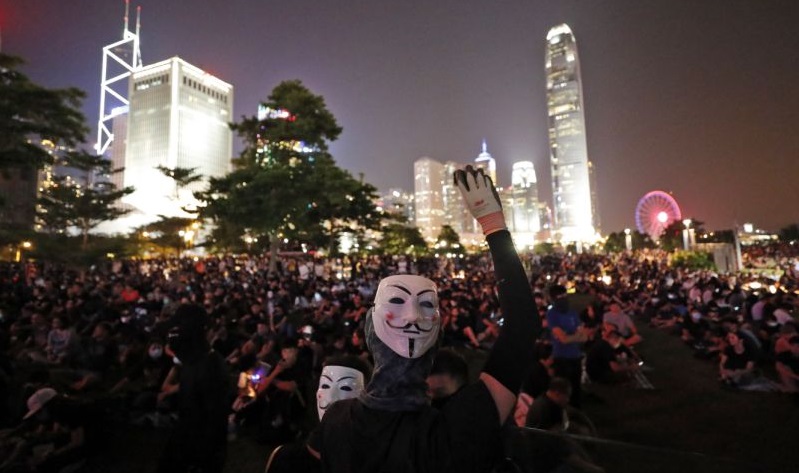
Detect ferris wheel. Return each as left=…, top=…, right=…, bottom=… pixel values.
left=635, top=191, right=682, bottom=241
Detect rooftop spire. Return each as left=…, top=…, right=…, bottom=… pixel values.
left=482, top=139, right=487, bottom=154
left=124, top=0, right=130, bottom=35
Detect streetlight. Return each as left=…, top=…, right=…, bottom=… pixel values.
left=682, top=219, right=692, bottom=250
left=15, top=241, right=32, bottom=262
left=624, top=228, right=632, bottom=251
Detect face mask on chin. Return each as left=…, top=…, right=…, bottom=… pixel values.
left=372, top=275, right=440, bottom=359
left=316, top=365, right=365, bottom=420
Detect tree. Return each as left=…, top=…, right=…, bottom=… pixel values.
left=156, top=165, right=203, bottom=201
left=0, top=53, right=89, bottom=228
left=659, top=219, right=705, bottom=252
left=779, top=224, right=799, bottom=242
left=604, top=230, right=654, bottom=253
left=604, top=232, right=625, bottom=253
left=533, top=242, right=556, bottom=255
left=671, top=250, right=715, bottom=270
left=200, top=80, right=381, bottom=268
left=380, top=222, right=428, bottom=256
left=137, top=216, right=196, bottom=256
left=37, top=150, right=134, bottom=249
left=436, top=225, right=462, bottom=251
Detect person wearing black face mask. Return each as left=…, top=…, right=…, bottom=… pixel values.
left=157, top=304, right=231, bottom=473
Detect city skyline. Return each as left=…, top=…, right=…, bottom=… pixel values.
left=4, top=0, right=799, bottom=232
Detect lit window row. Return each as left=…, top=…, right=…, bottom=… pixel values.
left=182, top=76, right=229, bottom=104
left=135, top=74, right=169, bottom=91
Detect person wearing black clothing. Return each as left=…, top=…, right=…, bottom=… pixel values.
left=2, top=388, right=94, bottom=473
left=521, top=343, right=554, bottom=399
left=586, top=330, right=637, bottom=384
left=307, top=165, right=540, bottom=473
left=426, top=348, right=469, bottom=409
left=157, top=304, right=230, bottom=473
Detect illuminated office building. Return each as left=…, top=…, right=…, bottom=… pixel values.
left=508, top=161, right=540, bottom=246
left=414, top=157, right=445, bottom=243
left=121, top=57, right=233, bottom=227
left=546, top=23, right=597, bottom=242
left=379, top=188, right=415, bottom=223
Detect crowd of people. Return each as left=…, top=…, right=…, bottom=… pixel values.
left=1, top=222, right=798, bottom=471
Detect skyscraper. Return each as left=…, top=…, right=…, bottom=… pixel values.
left=414, top=157, right=445, bottom=243
left=121, top=57, right=233, bottom=227
left=474, top=140, right=497, bottom=185
left=379, top=188, right=415, bottom=224
left=545, top=23, right=597, bottom=243
left=508, top=161, right=540, bottom=247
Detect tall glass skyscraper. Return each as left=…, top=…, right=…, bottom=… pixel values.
left=545, top=24, right=597, bottom=242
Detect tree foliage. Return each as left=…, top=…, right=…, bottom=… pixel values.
left=37, top=151, right=134, bottom=248
left=0, top=54, right=88, bottom=173
left=671, top=250, right=715, bottom=270
left=156, top=165, right=203, bottom=201
left=779, top=224, right=799, bottom=242
left=136, top=216, right=196, bottom=256
left=380, top=222, right=428, bottom=256
left=436, top=225, right=462, bottom=250
left=199, top=80, right=381, bottom=263
left=659, top=219, right=705, bottom=252
left=604, top=230, right=655, bottom=253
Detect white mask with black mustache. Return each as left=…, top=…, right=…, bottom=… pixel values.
left=372, top=275, right=440, bottom=359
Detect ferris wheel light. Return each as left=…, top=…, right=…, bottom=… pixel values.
left=635, top=190, right=682, bottom=241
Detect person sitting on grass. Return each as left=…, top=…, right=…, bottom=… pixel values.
left=602, top=302, right=642, bottom=347
left=586, top=330, right=640, bottom=384
left=719, top=331, right=757, bottom=387
left=265, top=355, right=373, bottom=473
left=774, top=325, right=799, bottom=392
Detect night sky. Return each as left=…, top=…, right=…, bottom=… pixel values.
left=4, top=0, right=799, bottom=232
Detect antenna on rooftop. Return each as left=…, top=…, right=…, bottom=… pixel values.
left=123, top=0, right=129, bottom=34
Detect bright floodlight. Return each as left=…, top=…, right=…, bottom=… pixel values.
left=657, top=212, right=668, bottom=223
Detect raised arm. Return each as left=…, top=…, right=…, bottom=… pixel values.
left=454, top=166, right=541, bottom=423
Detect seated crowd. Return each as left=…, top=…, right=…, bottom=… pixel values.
left=0, top=240, right=797, bottom=472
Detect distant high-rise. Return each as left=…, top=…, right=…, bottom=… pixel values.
left=546, top=23, right=597, bottom=242
left=509, top=161, right=541, bottom=244
left=474, top=140, right=497, bottom=185
left=379, top=188, right=415, bottom=224
left=121, top=57, right=233, bottom=226
left=414, top=157, right=445, bottom=243
left=442, top=161, right=475, bottom=237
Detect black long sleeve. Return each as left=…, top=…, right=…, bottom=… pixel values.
left=481, top=230, right=540, bottom=393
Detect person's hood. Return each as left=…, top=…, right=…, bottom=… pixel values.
left=359, top=309, right=437, bottom=411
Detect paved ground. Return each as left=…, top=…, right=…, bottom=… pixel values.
left=84, top=320, right=799, bottom=473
